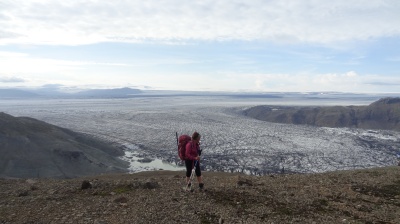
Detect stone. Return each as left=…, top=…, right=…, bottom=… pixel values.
left=81, top=180, right=92, bottom=190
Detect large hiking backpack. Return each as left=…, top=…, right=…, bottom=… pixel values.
left=177, top=134, right=191, bottom=160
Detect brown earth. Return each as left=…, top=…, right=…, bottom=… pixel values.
left=1, top=166, right=400, bottom=223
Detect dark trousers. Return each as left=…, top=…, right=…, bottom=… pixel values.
left=185, top=160, right=201, bottom=177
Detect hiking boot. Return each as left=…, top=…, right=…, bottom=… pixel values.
left=199, top=183, right=204, bottom=189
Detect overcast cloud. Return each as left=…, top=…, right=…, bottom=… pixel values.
left=0, top=1, right=399, bottom=93
left=1, top=0, right=399, bottom=45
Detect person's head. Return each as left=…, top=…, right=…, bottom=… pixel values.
left=192, top=131, right=201, bottom=143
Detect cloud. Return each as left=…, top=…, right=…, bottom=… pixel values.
left=0, top=51, right=28, bottom=57
left=366, top=81, right=400, bottom=86
left=0, top=50, right=128, bottom=74
left=232, top=71, right=400, bottom=93
left=1, top=0, right=399, bottom=45
left=0, top=75, right=26, bottom=83
left=55, top=71, right=400, bottom=93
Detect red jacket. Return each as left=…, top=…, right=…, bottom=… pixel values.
left=185, top=141, right=199, bottom=160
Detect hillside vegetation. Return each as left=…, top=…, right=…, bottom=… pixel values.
left=0, top=112, right=128, bottom=179
left=244, top=97, right=400, bottom=131
left=1, top=166, right=400, bottom=223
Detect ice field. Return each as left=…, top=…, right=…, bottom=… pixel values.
left=1, top=95, right=399, bottom=174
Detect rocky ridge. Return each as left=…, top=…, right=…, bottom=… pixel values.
left=244, top=97, right=400, bottom=131
left=1, top=166, right=400, bottom=223
left=0, top=112, right=128, bottom=179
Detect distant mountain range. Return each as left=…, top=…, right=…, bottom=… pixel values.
left=0, top=112, right=128, bottom=179
left=0, top=89, right=40, bottom=98
left=244, top=97, right=400, bottom=131
left=73, top=87, right=142, bottom=97
left=0, top=87, right=142, bottom=98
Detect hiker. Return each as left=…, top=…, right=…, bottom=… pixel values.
left=185, top=131, right=204, bottom=189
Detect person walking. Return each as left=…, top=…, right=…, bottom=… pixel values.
left=185, top=132, right=204, bottom=189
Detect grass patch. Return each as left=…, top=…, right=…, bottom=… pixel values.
left=274, top=203, right=294, bottom=216
left=199, top=212, right=219, bottom=224
left=114, top=185, right=132, bottom=194
left=352, top=181, right=400, bottom=198
left=311, top=198, right=329, bottom=212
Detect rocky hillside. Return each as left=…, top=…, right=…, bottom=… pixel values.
left=244, top=97, right=400, bottom=131
left=1, top=166, right=400, bottom=223
left=0, top=112, right=129, bottom=179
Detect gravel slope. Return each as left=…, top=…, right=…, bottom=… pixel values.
left=1, top=166, right=400, bottom=223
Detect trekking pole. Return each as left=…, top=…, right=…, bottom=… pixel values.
left=175, top=132, right=179, bottom=147
left=175, top=132, right=180, bottom=161
left=186, top=160, right=198, bottom=191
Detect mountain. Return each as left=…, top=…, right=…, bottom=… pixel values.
left=0, top=112, right=129, bottom=179
left=0, top=87, right=143, bottom=98
left=73, top=87, right=142, bottom=98
left=243, top=97, right=400, bottom=131
left=0, top=89, right=39, bottom=98
left=1, top=166, right=400, bottom=223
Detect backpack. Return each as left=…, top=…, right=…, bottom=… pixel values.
left=177, top=134, right=191, bottom=160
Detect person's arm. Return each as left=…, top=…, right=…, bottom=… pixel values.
left=197, top=144, right=202, bottom=156
left=194, top=144, right=200, bottom=160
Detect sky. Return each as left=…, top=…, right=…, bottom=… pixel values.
left=1, top=0, right=400, bottom=93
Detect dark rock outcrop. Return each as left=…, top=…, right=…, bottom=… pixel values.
left=0, top=112, right=129, bottom=179
left=81, top=180, right=92, bottom=190
left=244, top=97, right=400, bottom=131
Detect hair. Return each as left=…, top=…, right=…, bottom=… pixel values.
left=192, top=131, right=201, bottom=140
